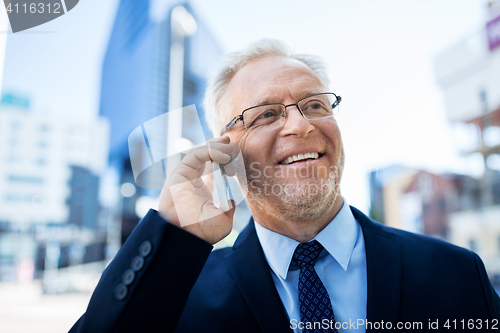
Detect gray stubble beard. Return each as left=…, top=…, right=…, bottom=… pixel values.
left=244, top=149, right=345, bottom=223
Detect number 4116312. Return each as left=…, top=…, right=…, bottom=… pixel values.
left=5, top=2, right=62, bottom=14
left=443, top=319, right=498, bottom=330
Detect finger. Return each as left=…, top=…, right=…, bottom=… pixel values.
left=208, top=142, right=234, bottom=155
left=220, top=144, right=241, bottom=176
left=198, top=162, right=215, bottom=194
left=170, top=142, right=233, bottom=185
left=227, top=143, right=240, bottom=160
left=180, top=143, right=232, bottom=171
left=207, top=148, right=232, bottom=164
left=222, top=162, right=236, bottom=177
left=207, top=136, right=230, bottom=143
left=191, top=177, right=205, bottom=188
left=179, top=146, right=231, bottom=177
left=170, top=156, right=206, bottom=184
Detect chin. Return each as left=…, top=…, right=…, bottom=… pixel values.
left=276, top=176, right=341, bottom=222
left=247, top=164, right=343, bottom=223
left=244, top=147, right=345, bottom=221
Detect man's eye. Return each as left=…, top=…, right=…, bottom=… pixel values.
left=258, top=110, right=278, bottom=119
left=307, top=102, right=326, bottom=110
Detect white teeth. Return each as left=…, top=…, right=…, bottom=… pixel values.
left=280, top=152, right=320, bottom=165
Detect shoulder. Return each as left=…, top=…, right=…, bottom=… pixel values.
left=351, top=205, right=479, bottom=271
left=188, top=247, right=235, bottom=289
left=180, top=246, right=251, bottom=324
left=351, top=205, right=474, bottom=255
left=389, top=225, right=480, bottom=270
left=205, top=247, right=234, bottom=270
left=351, top=206, right=500, bottom=319
left=386, top=223, right=474, bottom=258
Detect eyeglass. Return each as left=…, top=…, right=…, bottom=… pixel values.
left=220, top=92, right=341, bottom=135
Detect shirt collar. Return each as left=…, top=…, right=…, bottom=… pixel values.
left=254, top=199, right=358, bottom=280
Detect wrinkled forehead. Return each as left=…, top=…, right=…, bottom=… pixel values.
left=226, top=56, right=325, bottom=112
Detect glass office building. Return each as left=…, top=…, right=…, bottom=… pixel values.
left=99, top=0, right=224, bottom=241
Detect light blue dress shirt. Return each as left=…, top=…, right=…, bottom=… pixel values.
left=254, top=200, right=367, bottom=333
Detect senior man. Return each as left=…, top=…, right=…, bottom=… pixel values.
left=70, top=39, right=499, bottom=333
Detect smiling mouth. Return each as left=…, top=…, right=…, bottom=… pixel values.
left=279, top=152, right=323, bottom=165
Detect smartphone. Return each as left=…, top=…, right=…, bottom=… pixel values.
left=212, top=161, right=231, bottom=212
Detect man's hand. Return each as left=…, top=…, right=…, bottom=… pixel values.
left=158, top=136, right=236, bottom=245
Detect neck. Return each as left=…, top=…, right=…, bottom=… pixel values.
left=248, top=195, right=344, bottom=243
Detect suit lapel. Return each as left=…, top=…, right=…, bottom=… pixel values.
left=225, top=218, right=292, bottom=333
left=225, top=208, right=402, bottom=332
left=351, top=206, right=402, bottom=331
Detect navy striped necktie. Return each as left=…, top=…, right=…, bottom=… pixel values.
left=292, top=240, right=338, bottom=333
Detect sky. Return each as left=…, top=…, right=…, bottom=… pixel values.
left=0, top=0, right=491, bottom=212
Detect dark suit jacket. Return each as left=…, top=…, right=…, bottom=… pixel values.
left=69, top=206, right=500, bottom=332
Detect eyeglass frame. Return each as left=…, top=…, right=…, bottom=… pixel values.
left=220, top=92, right=342, bottom=136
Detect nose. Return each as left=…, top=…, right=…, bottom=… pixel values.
left=280, top=105, right=315, bottom=136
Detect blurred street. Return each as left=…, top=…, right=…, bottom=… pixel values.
left=0, top=282, right=91, bottom=333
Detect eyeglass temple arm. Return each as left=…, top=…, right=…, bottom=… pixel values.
left=333, top=95, right=342, bottom=108
left=220, top=115, right=243, bottom=136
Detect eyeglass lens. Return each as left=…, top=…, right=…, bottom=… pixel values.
left=243, top=93, right=338, bottom=132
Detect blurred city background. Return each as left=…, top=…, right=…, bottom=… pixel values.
left=0, top=0, right=499, bottom=331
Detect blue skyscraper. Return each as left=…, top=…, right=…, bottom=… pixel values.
left=99, top=0, right=224, bottom=242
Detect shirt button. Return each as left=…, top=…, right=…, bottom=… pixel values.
left=131, top=255, right=145, bottom=271
left=139, top=240, right=152, bottom=257
left=114, top=284, right=127, bottom=301
left=122, top=269, right=135, bottom=285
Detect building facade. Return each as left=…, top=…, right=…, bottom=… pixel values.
left=369, top=166, right=466, bottom=239
left=99, top=0, right=237, bottom=243
left=434, top=1, right=500, bottom=275
left=0, top=94, right=109, bottom=282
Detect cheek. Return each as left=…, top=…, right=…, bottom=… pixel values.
left=228, top=131, right=249, bottom=154
left=321, top=121, right=342, bottom=144
left=231, top=131, right=269, bottom=164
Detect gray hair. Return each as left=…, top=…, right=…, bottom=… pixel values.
left=203, top=39, right=330, bottom=137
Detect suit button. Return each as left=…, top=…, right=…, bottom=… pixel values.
left=139, top=240, right=152, bottom=257
left=131, top=255, right=144, bottom=271
left=114, top=284, right=127, bottom=301
left=122, top=269, right=135, bottom=285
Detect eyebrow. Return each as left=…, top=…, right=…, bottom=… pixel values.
left=252, top=97, right=278, bottom=107
left=248, top=90, right=325, bottom=109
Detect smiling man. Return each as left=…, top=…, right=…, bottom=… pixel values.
left=223, top=55, right=345, bottom=242
left=70, top=39, right=499, bottom=333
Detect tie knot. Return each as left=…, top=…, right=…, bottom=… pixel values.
left=292, top=240, right=324, bottom=267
